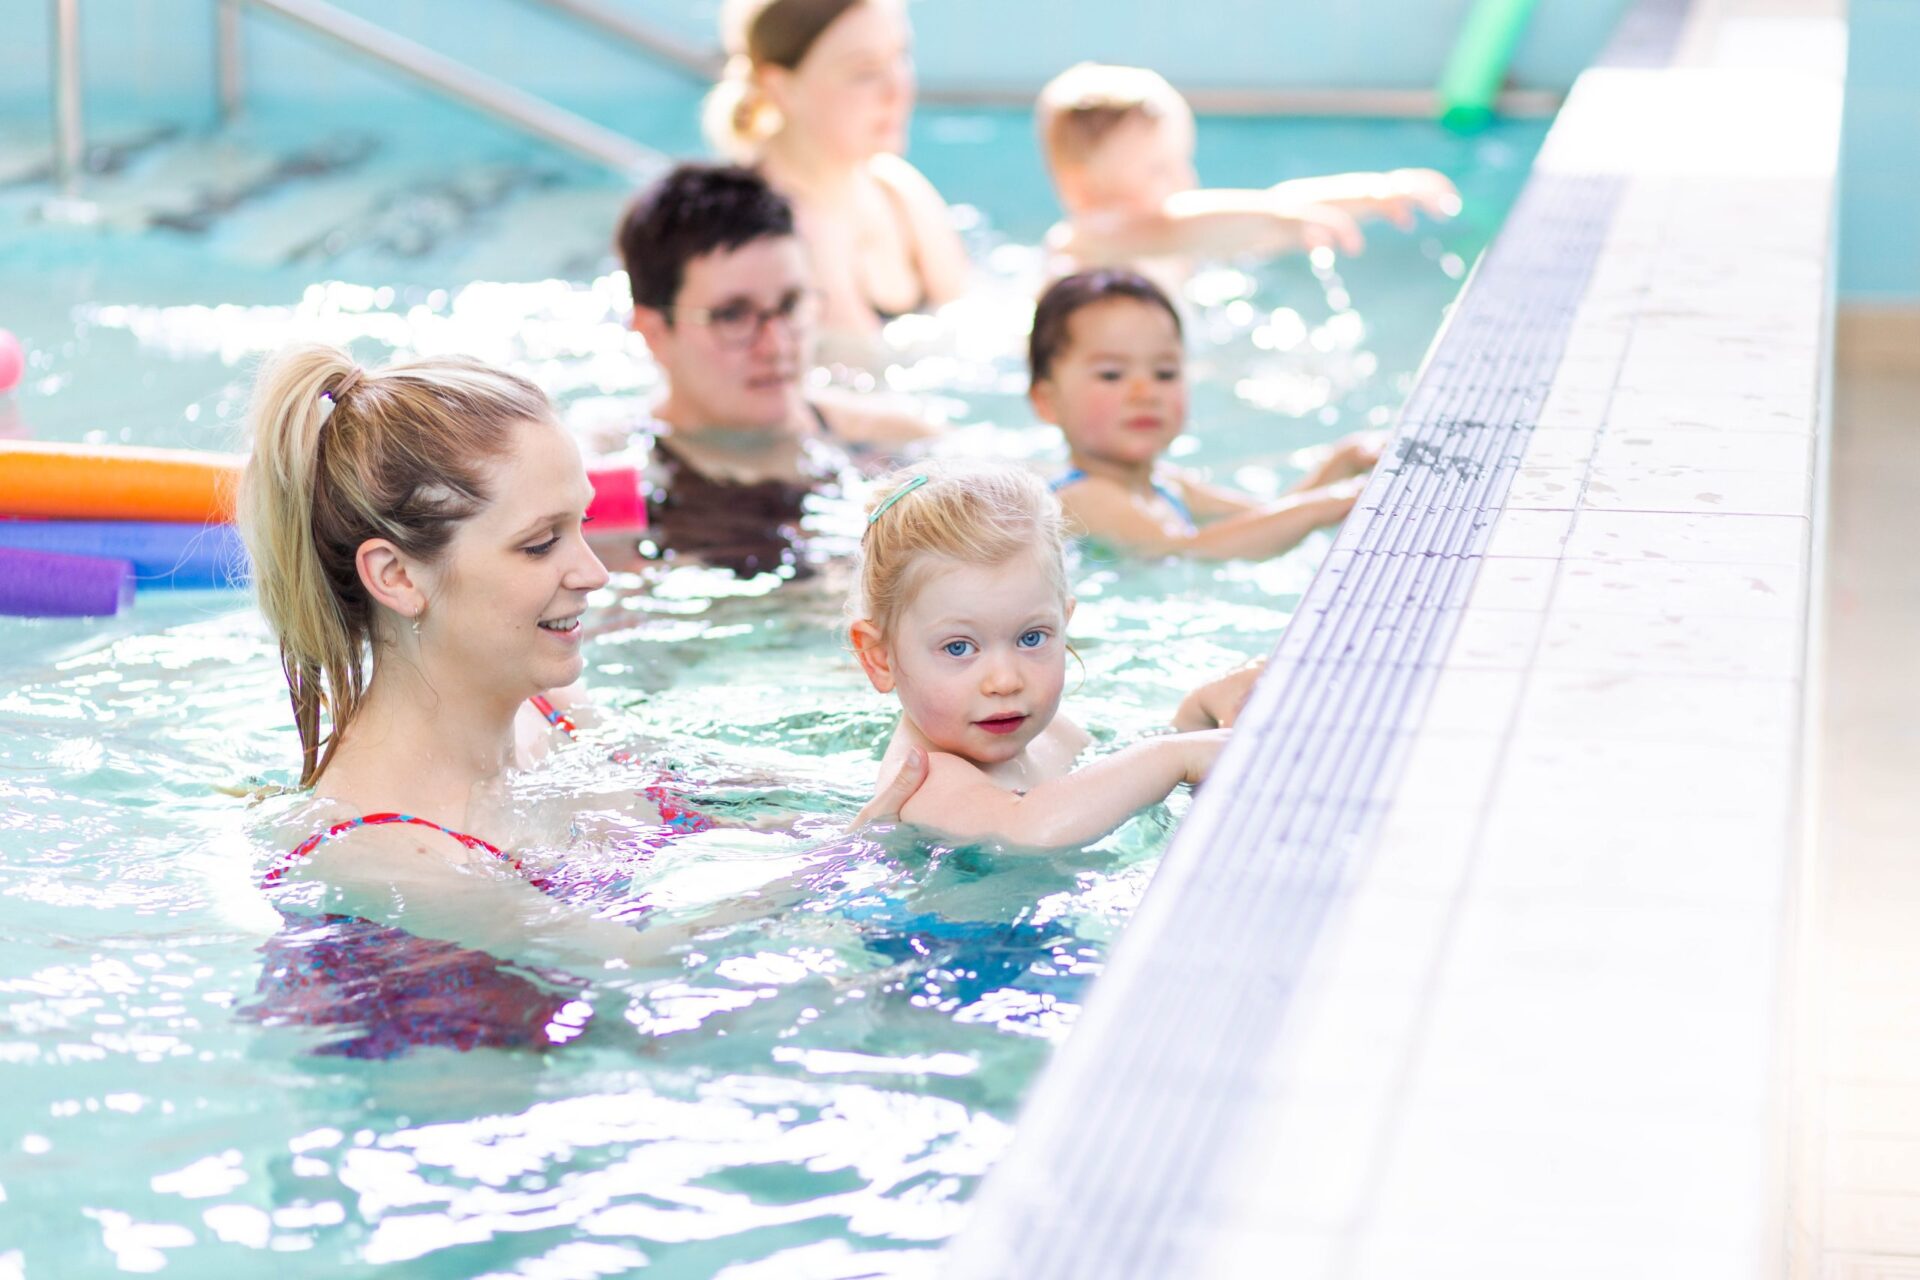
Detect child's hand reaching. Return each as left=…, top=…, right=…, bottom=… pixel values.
left=1174, top=663, right=1267, bottom=732
left=1287, top=203, right=1365, bottom=257
left=1297, top=431, right=1386, bottom=491
left=1373, top=168, right=1463, bottom=228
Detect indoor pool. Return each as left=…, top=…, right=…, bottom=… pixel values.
left=0, top=101, right=1542, bottom=1277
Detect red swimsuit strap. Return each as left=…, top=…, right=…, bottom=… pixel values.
left=264, top=812, right=519, bottom=887
left=529, top=693, right=577, bottom=737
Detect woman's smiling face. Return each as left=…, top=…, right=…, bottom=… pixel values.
left=410, top=417, right=610, bottom=700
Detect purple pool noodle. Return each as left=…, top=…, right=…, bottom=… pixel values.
left=0, top=547, right=134, bottom=617
left=0, top=519, right=246, bottom=589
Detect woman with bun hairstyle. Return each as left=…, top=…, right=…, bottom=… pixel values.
left=236, top=346, right=926, bottom=1040
left=706, top=0, right=969, bottom=336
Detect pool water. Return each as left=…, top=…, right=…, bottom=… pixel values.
left=0, top=101, right=1543, bottom=1277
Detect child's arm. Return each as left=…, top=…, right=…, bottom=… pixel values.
left=1287, top=431, right=1385, bottom=495
left=893, top=733, right=1226, bottom=848
left=1069, top=193, right=1364, bottom=265
left=1174, top=662, right=1265, bottom=732
left=1269, top=169, right=1461, bottom=230
left=1063, top=477, right=1364, bottom=561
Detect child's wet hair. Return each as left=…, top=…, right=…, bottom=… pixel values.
left=851, top=462, right=1071, bottom=642
left=1036, top=62, right=1190, bottom=171
left=1029, top=269, right=1184, bottom=386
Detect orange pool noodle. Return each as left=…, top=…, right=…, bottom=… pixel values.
left=0, top=442, right=242, bottom=523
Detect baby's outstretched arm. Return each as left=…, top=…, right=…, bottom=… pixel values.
left=891, top=733, right=1226, bottom=848
left=1270, top=169, right=1462, bottom=229
left=1070, top=193, right=1364, bottom=265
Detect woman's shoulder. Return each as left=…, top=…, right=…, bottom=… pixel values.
left=867, top=152, right=944, bottom=208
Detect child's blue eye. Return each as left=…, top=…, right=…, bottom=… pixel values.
left=943, top=640, right=976, bottom=658
left=1018, top=629, right=1047, bottom=648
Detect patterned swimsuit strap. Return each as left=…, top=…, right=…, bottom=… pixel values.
left=530, top=694, right=714, bottom=834
left=265, top=813, right=519, bottom=886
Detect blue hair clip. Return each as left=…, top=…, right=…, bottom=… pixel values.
left=867, top=473, right=928, bottom=525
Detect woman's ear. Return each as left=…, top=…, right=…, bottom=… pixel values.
left=356, top=538, right=427, bottom=622
left=755, top=62, right=794, bottom=120
left=1064, top=595, right=1076, bottom=625
left=849, top=619, right=896, bottom=693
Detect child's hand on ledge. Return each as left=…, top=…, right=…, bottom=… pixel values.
left=1175, top=663, right=1267, bottom=733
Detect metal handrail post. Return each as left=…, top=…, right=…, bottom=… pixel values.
left=218, top=0, right=246, bottom=122
left=240, top=0, right=660, bottom=179
left=50, top=0, right=85, bottom=198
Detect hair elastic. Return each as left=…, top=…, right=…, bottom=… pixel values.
left=867, top=473, right=928, bottom=525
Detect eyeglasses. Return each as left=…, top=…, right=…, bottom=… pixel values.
left=668, top=289, right=820, bottom=349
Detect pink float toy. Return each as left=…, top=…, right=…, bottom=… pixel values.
left=0, top=330, right=23, bottom=395
left=586, top=466, right=646, bottom=531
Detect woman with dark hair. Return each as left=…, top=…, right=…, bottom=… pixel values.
left=704, top=0, right=969, bottom=336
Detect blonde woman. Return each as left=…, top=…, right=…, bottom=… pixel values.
left=705, top=0, right=969, bottom=336
left=237, top=346, right=926, bottom=1012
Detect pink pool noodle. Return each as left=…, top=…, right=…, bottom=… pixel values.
left=0, top=546, right=135, bottom=617
left=587, top=466, right=646, bottom=531
left=0, top=330, right=23, bottom=394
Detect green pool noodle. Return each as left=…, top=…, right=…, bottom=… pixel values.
left=1438, top=0, right=1541, bottom=133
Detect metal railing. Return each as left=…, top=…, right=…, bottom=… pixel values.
left=516, top=0, right=721, bottom=82
left=219, top=0, right=662, bottom=180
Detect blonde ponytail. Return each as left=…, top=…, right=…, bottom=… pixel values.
left=238, top=344, right=554, bottom=787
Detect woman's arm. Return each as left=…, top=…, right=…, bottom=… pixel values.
left=894, top=733, right=1225, bottom=848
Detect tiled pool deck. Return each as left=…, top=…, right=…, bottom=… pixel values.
left=948, top=0, right=1846, bottom=1274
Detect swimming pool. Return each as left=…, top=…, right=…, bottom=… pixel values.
left=0, top=101, right=1543, bottom=1276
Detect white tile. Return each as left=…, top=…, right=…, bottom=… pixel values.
left=1505, top=464, right=1587, bottom=510
left=1389, top=730, right=1507, bottom=812
left=1489, top=733, right=1797, bottom=822
left=1550, top=558, right=1806, bottom=618
left=1465, top=557, right=1560, bottom=612
left=1563, top=510, right=1808, bottom=565
left=1365, top=802, right=1481, bottom=898
left=1583, top=462, right=1811, bottom=517
left=1536, top=384, right=1612, bottom=431
left=1446, top=606, right=1547, bottom=668
left=1520, top=428, right=1600, bottom=469
left=1419, top=667, right=1525, bottom=735
left=1606, top=386, right=1814, bottom=434
left=1512, top=669, right=1800, bottom=746
left=1474, top=804, right=1793, bottom=906
left=1533, top=610, right=1803, bottom=678
left=1593, top=429, right=1814, bottom=474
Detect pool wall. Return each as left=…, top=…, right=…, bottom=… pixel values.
left=1839, top=0, right=1920, bottom=302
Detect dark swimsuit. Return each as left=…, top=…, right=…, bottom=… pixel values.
left=641, top=408, right=841, bottom=578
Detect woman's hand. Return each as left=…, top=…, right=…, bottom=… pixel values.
left=1174, top=663, right=1267, bottom=732
left=851, top=747, right=929, bottom=827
